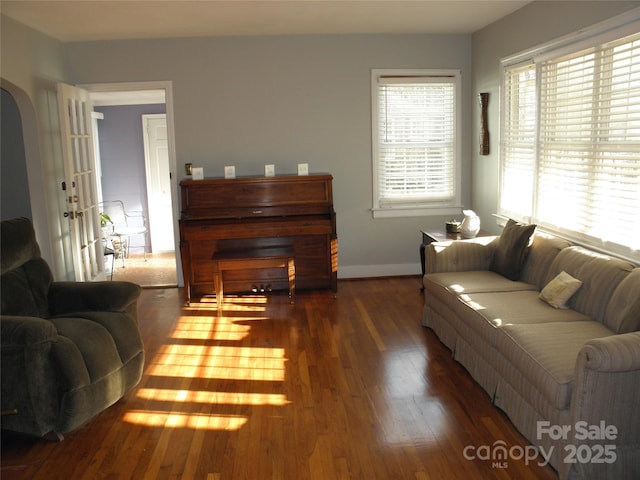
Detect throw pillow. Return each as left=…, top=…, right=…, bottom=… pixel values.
left=540, top=271, right=583, bottom=309
left=489, top=219, right=537, bottom=281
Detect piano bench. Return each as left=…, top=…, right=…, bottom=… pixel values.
left=212, top=247, right=295, bottom=309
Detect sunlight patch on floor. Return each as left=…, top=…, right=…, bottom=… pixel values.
left=122, top=411, right=248, bottom=430
left=123, top=294, right=288, bottom=432
left=170, top=315, right=253, bottom=341
left=136, top=388, right=290, bottom=406
left=147, top=345, right=287, bottom=381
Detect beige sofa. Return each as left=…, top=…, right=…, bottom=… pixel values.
left=422, top=224, right=640, bottom=480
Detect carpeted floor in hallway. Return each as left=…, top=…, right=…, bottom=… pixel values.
left=107, top=252, right=178, bottom=288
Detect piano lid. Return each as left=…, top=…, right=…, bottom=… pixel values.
left=180, top=173, right=334, bottom=220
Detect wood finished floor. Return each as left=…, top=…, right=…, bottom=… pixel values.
left=1, top=277, right=558, bottom=479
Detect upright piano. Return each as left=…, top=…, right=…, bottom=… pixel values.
left=179, top=173, right=338, bottom=304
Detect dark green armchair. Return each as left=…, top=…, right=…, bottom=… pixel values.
left=1, top=217, right=144, bottom=440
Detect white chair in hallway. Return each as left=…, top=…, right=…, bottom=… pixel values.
left=99, top=200, right=148, bottom=267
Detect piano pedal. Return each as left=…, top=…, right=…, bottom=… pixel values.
left=252, top=284, right=274, bottom=293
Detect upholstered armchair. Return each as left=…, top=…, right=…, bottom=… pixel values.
left=1, top=217, right=144, bottom=440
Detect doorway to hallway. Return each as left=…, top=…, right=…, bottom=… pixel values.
left=85, top=82, right=180, bottom=288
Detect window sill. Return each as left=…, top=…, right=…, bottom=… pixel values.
left=372, top=206, right=462, bottom=219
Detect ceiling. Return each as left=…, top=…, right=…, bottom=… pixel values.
left=2, top=0, right=531, bottom=42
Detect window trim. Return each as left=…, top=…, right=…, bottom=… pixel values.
left=371, top=68, right=462, bottom=219
left=501, top=8, right=640, bottom=69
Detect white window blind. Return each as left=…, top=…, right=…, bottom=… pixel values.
left=500, top=28, right=640, bottom=260
left=372, top=70, right=460, bottom=217
left=500, top=63, right=537, bottom=220
left=538, top=34, right=640, bottom=253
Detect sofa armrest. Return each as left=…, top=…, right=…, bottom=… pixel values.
left=424, top=236, right=498, bottom=274
left=578, top=332, right=640, bottom=373
left=567, top=332, right=640, bottom=480
left=48, top=281, right=142, bottom=320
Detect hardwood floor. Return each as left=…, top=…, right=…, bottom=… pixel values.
left=1, top=277, right=558, bottom=479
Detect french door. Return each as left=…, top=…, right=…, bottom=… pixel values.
left=57, top=82, right=104, bottom=281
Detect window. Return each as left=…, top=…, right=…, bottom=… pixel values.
left=500, top=20, right=640, bottom=261
left=500, top=63, right=537, bottom=220
left=371, top=69, right=461, bottom=218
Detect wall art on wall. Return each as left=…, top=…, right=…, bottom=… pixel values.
left=479, top=92, right=490, bottom=155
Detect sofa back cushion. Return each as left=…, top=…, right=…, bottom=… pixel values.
left=549, top=246, right=635, bottom=323
left=604, top=268, right=640, bottom=333
left=1, top=218, right=53, bottom=318
left=520, top=233, right=573, bottom=289
left=1, top=217, right=42, bottom=275
left=1, top=259, right=53, bottom=318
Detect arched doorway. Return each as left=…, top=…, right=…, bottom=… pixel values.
left=0, top=78, right=56, bottom=267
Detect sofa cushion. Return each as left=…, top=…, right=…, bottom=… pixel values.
left=0, top=217, right=42, bottom=274
left=496, top=321, right=615, bottom=410
left=489, top=219, right=536, bottom=281
left=1, top=217, right=53, bottom=319
left=549, top=246, right=635, bottom=322
left=66, top=311, right=144, bottom=364
left=424, top=270, right=536, bottom=315
left=1, top=259, right=53, bottom=319
left=519, top=233, right=573, bottom=289
left=425, top=270, right=535, bottom=296
left=49, top=317, right=123, bottom=383
left=604, top=268, right=640, bottom=334
left=453, top=289, right=592, bottom=347
left=539, top=271, right=583, bottom=309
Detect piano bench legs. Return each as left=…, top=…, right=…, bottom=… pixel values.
left=212, top=248, right=295, bottom=310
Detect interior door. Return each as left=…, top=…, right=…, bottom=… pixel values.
left=57, top=82, right=105, bottom=281
left=142, top=114, right=175, bottom=252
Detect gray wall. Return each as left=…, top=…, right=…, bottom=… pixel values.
left=471, top=1, right=640, bottom=235
left=95, top=103, right=166, bottom=250
left=3, top=1, right=638, bottom=279
left=64, top=34, right=473, bottom=277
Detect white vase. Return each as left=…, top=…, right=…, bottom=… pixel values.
left=461, top=210, right=480, bottom=238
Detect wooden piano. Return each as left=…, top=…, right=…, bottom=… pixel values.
left=179, top=173, right=338, bottom=304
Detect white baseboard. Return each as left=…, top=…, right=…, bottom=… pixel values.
left=338, top=263, right=422, bottom=279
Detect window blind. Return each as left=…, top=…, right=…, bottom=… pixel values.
left=538, top=33, right=640, bottom=253
left=500, top=29, right=640, bottom=259
left=376, top=76, right=456, bottom=207
left=500, top=63, right=537, bottom=220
